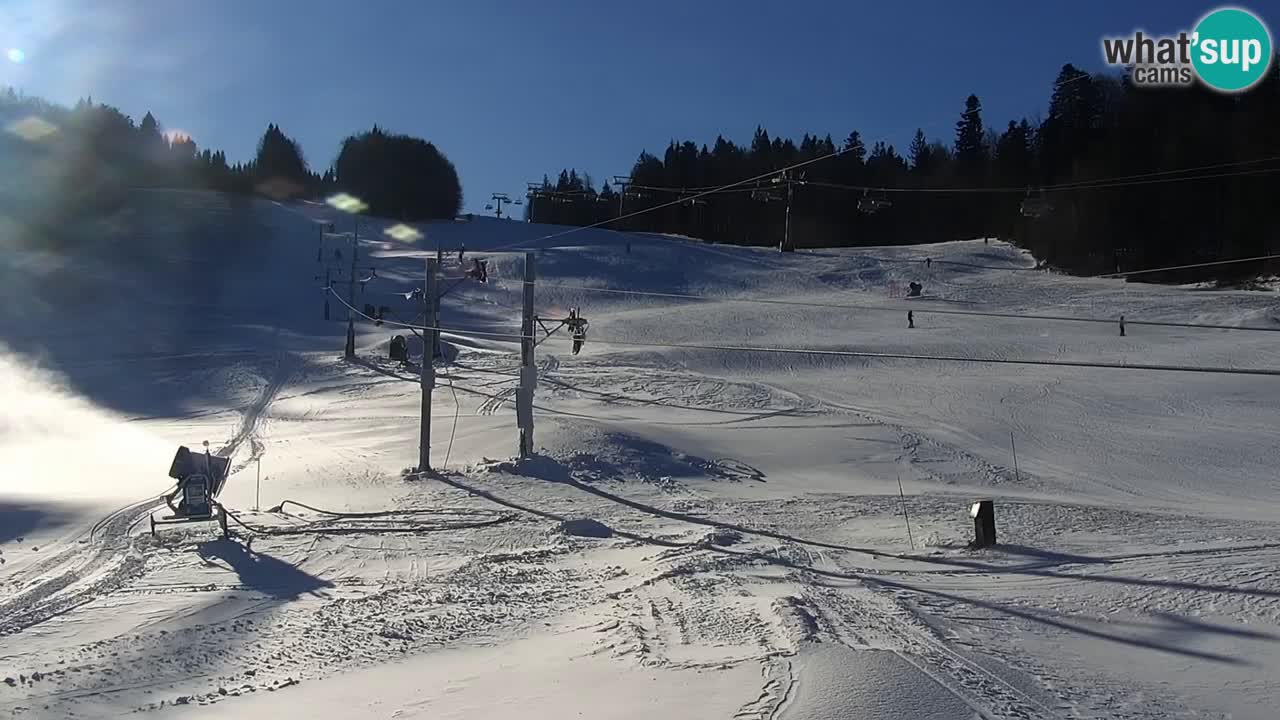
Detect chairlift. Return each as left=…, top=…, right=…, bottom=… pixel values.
left=858, top=189, right=892, bottom=214
left=567, top=308, right=589, bottom=355
left=1020, top=188, right=1051, bottom=218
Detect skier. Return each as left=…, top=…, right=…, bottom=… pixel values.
left=925, top=257, right=932, bottom=269
left=908, top=310, right=915, bottom=329
left=1119, top=315, right=1126, bottom=337
left=458, top=244, right=466, bottom=262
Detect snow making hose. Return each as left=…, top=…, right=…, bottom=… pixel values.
left=220, top=500, right=516, bottom=537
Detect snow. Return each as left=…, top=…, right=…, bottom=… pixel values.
left=1, top=190, right=1279, bottom=718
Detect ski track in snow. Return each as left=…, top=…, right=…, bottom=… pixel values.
left=0, top=352, right=292, bottom=640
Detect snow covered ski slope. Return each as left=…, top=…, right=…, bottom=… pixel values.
left=2, top=190, right=1280, bottom=719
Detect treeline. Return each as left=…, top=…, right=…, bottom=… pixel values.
left=0, top=88, right=462, bottom=223
left=531, top=61, right=1280, bottom=279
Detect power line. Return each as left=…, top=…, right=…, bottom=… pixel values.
left=443, top=362, right=461, bottom=469
left=486, top=144, right=854, bottom=253
left=1094, top=253, right=1280, bottom=279
left=1042, top=166, right=1280, bottom=191
left=327, top=289, right=1280, bottom=377
left=1045, top=155, right=1280, bottom=190
left=708, top=164, right=1280, bottom=196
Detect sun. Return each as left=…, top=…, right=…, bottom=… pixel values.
left=6, top=48, right=25, bottom=64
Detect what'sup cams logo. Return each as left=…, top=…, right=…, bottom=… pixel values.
left=1102, top=7, right=1272, bottom=92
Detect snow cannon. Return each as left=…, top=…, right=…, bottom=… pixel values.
left=150, top=442, right=231, bottom=539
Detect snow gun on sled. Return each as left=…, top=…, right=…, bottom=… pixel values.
left=150, top=441, right=231, bottom=538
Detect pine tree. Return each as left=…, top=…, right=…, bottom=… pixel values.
left=954, top=95, right=987, bottom=181
left=842, top=130, right=866, bottom=161
left=908, top=129, right=934, bottom=175
left=254, top=123, right=309, bottom=196
left=335, top=127, right=461, bottom=220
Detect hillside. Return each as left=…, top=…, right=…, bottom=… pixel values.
left=2, top=190, right=1279, bottom=719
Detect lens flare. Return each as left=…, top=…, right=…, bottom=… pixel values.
left=383, top=223, right=422, bottom=243
left=6, top=48, right=25, bottom=63
left=326, top=192, right=368, bottom=214
left=6, top=116, right=57, bottom=142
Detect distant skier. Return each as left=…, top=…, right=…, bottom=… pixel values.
left=925, top=257, right=932, bottom=269
left=458, top=244, right=466, bottom=262
left=908, top=310, right=915, bottom=329
left=1119, top=315, right=1126, bottom=337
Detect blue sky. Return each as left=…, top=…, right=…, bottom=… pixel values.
left=0, top=0, right=1246, bottom=213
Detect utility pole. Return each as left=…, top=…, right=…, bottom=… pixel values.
left=525, top=183, right=544, bottom=223
left=774, top=171, right=796, bottom=252
left=345, top=220, right=358, bottom=360
left=517, top=252, right=536, bottom=458
left=783, top=177, right=794, bottom=252
left=317, top=222, right=334, bottom=262
left=612, top=176, right=633, bottom=228
left=419, top=257, right=438, bottom=473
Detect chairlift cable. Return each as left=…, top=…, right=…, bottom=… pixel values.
left=483, top=281, right=1280, bottom=333
left=327, top=289, right=1280, bottom=376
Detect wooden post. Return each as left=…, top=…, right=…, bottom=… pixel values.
left=1010, top=431, right=1020, bottom=483
left=898, top=475, right=915, bottom=550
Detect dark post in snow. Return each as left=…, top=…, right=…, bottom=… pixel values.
left=970, top=500, right=996, bottom=548
left=345, top=221, right=358, bottom=360
left=782, top=174, right=794, bottom=252
left=419, top=257, right=438, bottom=473
left=517, top=252, right=537, bottom=458
left=434, top=242, right=443, bottom=359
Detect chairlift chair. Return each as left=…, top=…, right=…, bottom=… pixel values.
left=858, top=189, right=892, bottom=214
left=567, top=308, right=589, bottom=355
left=1020, top=189, right=1051, bottom=218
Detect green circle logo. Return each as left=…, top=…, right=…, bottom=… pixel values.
left=1192, top=7, right=1273, bottom=92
